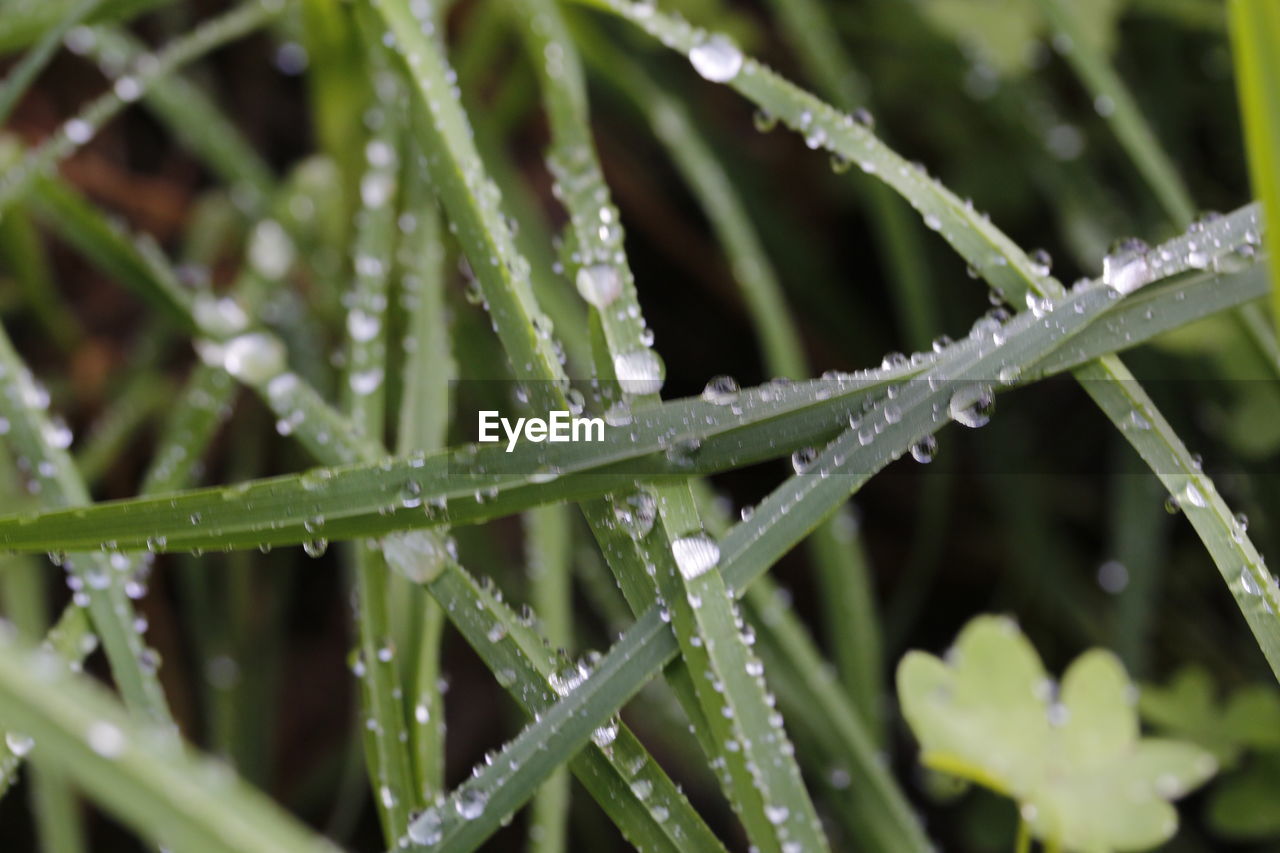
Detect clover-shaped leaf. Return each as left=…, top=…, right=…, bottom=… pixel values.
left=1140, top=665, right=1280, bottom=763
left=918, top=0, right=1126, bottom=76
left=898, top=615, right=1218, bottom=852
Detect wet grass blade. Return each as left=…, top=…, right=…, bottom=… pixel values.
left=0, top=0, right=102, bottom=126
left=0, top=627, right=339, bottom=853
left=0, top=0, right=282, bottom=217
left=1228, top=0, right=1280, bottom=342
left=0, top=239, right=1263, bottom=556
left=0, top=325, right=172, bottom=728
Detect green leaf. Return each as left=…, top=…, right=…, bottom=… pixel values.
left=1207, top=753, right=1280, bottom=840
left=1140, top=666, right=1280, bottom=762
left=899, top=615, right=1218, bottom=851
left=917, top=0, right=1043, bottom=75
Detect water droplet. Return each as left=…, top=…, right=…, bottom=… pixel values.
left=113, top=76, right=142, bottom=102
left=765, top=805, right=790, bottom=826
left=360, top=172, right=394, bottom=208
left=221, top=333, right=286, bottom=384
left=910, top=435, right=937, bottom=463
left=852, top=107, right=875, bottom=129
left=689, top=35, right=743, bottom=82
left=64, top=119, right=94, bottom=144
left=576, top=264, right=622, bottom=308
left=347, top=309, right=380, bottom=342
left=408, top=809, right=443, bottom=844
left=248, top=220, right=295, bottom=279
left=349, top=367, right=385, bottom=395
left=672, top=534, right=720, bottom=580
left=948, top=384, right=994, bottom=428
left=791, top=447, right=818, bottom=474
left=613, top=349, right=664, bottom=396
left=1097, top=560, right=1129, bottom=594
left=455, top=788, right=488, bottom=820
left=702, top=375, right=739, bottom=405
left=86, top=721, right=125, bottom=757
left=5, top=732, right=33, bottom=756
left=614, top=492, right=657, bottom=540
left=303, top=538, right=329, bottom=558
left=752, top=109, right=777, bottom=132
left=1102, top=238, right=1152, bottom=295
left=1029, top=248, right=1053, bottom=277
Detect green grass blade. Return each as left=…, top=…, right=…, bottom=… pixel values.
left=0, top=627, right=339, bottom=853
left=394, top=133, right=450, bottom=804
left=566, top=0, right=1280, bottom=680
left=1034, top=0, right=1197, bottom=224
left=0, top=0, right=102, bottom=126
left=403, top=274, right=1137, bottom=846
left=0, top=0, right=282, bottom=217
left=0, top=180, right=82, bottom=351
left=0, top=325, right=172, bottom=727
left=340, top=21, right=417, bottom=841
left=25, top=175, right=197, bottom=332
left=80, top=26, right=277, bottom=209
left=1, top=257, right=1260, bottom=556
left=1229, top=0, right=1280, bottom=343
left=0, top=0, right=169, bottom=53
left=526, top=505, right=573, bottom=853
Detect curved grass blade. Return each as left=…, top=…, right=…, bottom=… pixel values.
left=514, top=0, right=827, bottom=846
left=525, top=506, right=572, bottom=853
left=0, top=0, right=283, bottom=217
left=563, top=0, right=1280, bottom=678
left=79, top=25, right=277, bottom=210
left=0, top=0, right=168, bottom=53
left=1228, top=0, right=1280, bottom=343
left=1033, top=0, right=1196, bottom=224
left=0, top=0, right=103, bottom=126
left=394, top=135, right=450, bottom=804
left=0, top=249, right=1263, bottom=556
left=26, top=175, right=197, bottom=332
left=580, top=31, right=886, bottom=743
left=0, top=627, right=340, bottom=853
left=0, top=325, right=171, bottom=728
left=410, top=269, right=1135, bottom=850
left=338, top=24, right=416, bottom=840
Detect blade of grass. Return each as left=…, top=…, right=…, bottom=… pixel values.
left=579, top=29, right=885, bottom=742
left=0, top=173, right=82, bottom=352
left=0, top=627, right=341, bottom=853
left=525, top=505, right=572, bottom=853
left=0, top=0, right=283, bottom=218
left=79, top=25, right=277, bottom=211
left=6, top=247, right=1266, bottom=555
left=394, top=126, right=450, bottom=805
left=235, top=353, right=726, bottom=852
left=0, top=0, right=102, bottom=126
left=409, top=267, right=1137, bottom=848
left=0, top=452, right=86, bottom=853
left=1229, top=0, right=1280, bottom=344
left=569, top=0, right=1280, bottom=679
left=1033, top=0, right=1196, bottom=225
left=0, top=324, right=172, bottom=728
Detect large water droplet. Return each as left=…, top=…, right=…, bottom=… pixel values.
left=222, top=333, right=285, bottom=384
left=948, top=384, right=995, bottom=428
left=910, top=435, right=937, bottom=464
left=613, top=349, right=664, bottom=395
left=702, top=375, right=739, bottom=405
left=5, top=732, right=33, bottom=756
left=689, top=35, right=743, bottom=82
left=672, top=534, right=720, bottom=580
left=1102, top=238, right=1152, bottom=295
left=455, top=788, right=488, bottom=820
left=575, top=264, right=622, bottom=308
